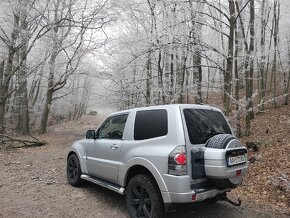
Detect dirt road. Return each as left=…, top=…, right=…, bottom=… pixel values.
left=0, top=124, right=287, bottom=218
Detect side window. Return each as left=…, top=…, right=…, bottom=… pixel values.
left=98, top=114, right=128, bottom=140
left=134, top=109, right=168, bottom=140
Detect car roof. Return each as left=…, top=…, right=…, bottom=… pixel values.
left=109, top=104, right=222, bottom=116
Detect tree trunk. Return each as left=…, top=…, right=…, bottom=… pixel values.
left=39, top=0, right=60, bottom=133
left=0, top=101, right=6, bottom=134
left=245, top=0, right=255, bottom=136
left=39, top=86, right=54, bottom=133
left=16, top=3, right=30, bottom=134
left=169, top=50, right=174, bottom=103
left=271, top=0, right=280, bottom=108
left=248, top=0, right=255, bottom=119
left=168, top=4, right=176, bottom=104
left=0, top=54, right=13, bottom=133
left=285, top=37, right=290, bottom=105
left=224, top=0, right=235, bottom=116
left=164, top=50, right=170, bottom=104
left=157, top=50, right=165, bottom=104
left=177, top=51, right=186, bottom=104
left=195, top=50, right=203, bottom=104
left=131, top=65, right=137, bottom=107
left=145, top=51, right=152, bottom=106
left=188, top=0, right=203, bottom=104
left=234, top=22, right=241, bottom=137
left=259, top=0, right=267, bottom=111
left=147, top=0, right=165, bottom=105
left=0, top=11, right=19, bottom=133
left=186, top=70, right=189, bottom=103
left=0, top=58, right=13, bottom=133
left=0, top=60, right=5, bottom=133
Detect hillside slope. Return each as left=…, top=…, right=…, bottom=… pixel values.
left=230, top=104, right=290, bottom=215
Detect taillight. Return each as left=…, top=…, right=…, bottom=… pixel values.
left=175, top=153, right=187, bottom=165
left=168, top=145, right=187, bottom=176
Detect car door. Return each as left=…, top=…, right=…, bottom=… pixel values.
left=86, top=114, right=128, bottom=183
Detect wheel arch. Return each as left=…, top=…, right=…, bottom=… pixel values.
left=121, top=159, right=167, bottom=190
left=120, top=158, right=171, bottom=203
left=67, top=143, right=88, bottom=174
left=67, top=151, right=77, bottom=160
left=125, top=165, right=155, bottom=186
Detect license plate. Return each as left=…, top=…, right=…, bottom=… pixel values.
left=227, top=155, right=246, bottom=166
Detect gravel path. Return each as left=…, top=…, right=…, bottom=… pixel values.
left=0, top=127, right=287, bottom=218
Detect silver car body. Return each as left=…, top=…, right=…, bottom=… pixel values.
left=68, top=104, right=248, bottom=204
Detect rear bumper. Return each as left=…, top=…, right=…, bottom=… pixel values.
left=161, top=174, right=229, bottom=203
left=205, top=162, right=249, bottom=180
left=162, top=188, right=227, bottom=203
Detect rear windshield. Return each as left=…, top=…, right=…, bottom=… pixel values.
left=183, top=109, right=232, bottom=144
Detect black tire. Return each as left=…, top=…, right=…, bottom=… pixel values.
left=206, top=134, right=237, bottom=149
left=67, top=153, right=82, bottom=186
left=126, top=174, right=164, bottom=218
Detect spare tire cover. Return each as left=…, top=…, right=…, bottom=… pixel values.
left=204, top=134, right=246, bottom=189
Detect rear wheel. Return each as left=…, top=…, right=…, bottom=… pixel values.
left=126, top=174, right=164, bottom=218
left=67, top=153, right=82, bottom=186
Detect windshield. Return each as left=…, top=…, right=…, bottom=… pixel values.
left=183, top=108, right=232, bottom=145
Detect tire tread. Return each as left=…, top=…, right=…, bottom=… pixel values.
left=126, top=174, right=164, bottom=218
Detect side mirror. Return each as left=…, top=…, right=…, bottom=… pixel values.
left=86, top=130, right=96, bottom=139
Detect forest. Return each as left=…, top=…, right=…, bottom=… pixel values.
left=0, top=0, right=289, bottom=137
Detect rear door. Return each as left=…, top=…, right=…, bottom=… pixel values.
left=180, top=106, right=232, bottom=183
left=86, top=114, right=128, bottom=183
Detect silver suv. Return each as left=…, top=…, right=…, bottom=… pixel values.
left=67, top=104, right=248, bottom=217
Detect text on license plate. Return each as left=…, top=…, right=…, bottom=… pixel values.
left=227, top=155, right=246, bottom=166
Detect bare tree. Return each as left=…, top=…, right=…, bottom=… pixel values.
left=15, top=0, right=30, bottom=134
left=258, top=0, right=270, bottom=111
left=39, top=0, right=111, bottom=133
left=0, top=2, right=22, bottom=133
left=0, top=0, right=51, bottom=133
left=270, top=0, right=280, bottom=108
left=244, top=0, right=255, bottom=136
left=285, top=36, right=290, bottom=105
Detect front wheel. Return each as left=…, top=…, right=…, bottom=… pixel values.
left=126, top=174, right=164, bottom=218
left=67, top=153, right=82, bottom=186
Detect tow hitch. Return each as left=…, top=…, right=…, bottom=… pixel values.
left=215, top=193, right=242, bottom=207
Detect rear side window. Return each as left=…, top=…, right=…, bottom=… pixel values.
left=134, top=109, right=168, bottom=140
left=183, top=109, right=231, bottom=144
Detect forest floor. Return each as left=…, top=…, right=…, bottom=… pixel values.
left=0, top=105, right=289, bottom=218
left=230, top=103, right=290, bottom=215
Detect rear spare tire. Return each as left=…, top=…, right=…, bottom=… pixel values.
left=206, top=134, right=237, bottom=149
left=204, top=134, right=248, bottom=190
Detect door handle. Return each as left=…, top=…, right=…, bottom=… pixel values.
left=110, top=145, right=119, bottom=150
